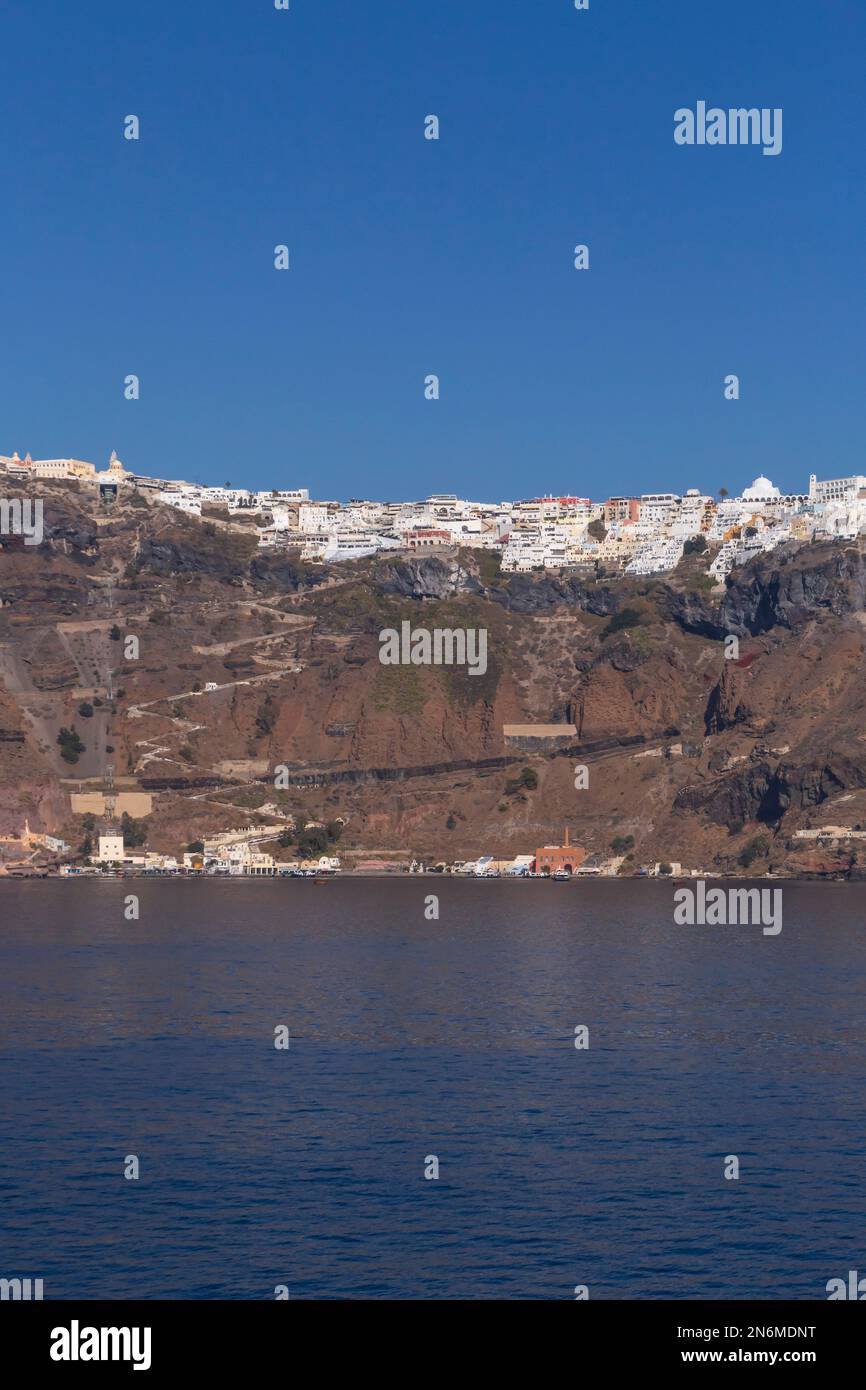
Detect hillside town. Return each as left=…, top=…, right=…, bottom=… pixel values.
left=3, top=450, right=866, bottom=579
left=3, top=447, right=866, bottom=885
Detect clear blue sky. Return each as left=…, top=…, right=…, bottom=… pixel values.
left=1, top=0, right=862, bottom=501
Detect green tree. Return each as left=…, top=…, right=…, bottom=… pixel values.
left=121, top=812, right=149, bottom=848
left=57, top=727, right=85, bottom=764
left=297, top=826, right=329, bottom=859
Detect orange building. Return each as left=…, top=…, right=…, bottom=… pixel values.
left=604, top=496, right=641, bottom=526
left=535, top=827, right=586, bottom=876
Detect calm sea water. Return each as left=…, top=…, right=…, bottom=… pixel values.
left=0, top=879, right=864, bottom=1300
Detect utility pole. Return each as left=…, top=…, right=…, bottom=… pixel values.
left=105, top=762, right=117, bottom=821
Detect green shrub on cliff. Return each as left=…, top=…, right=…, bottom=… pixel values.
left=602, top=606, right=645, bottom=637
left=506, top=767, right=538, bottom=795
left=477, top=551, right=504, bottom=587
left=255, top=695, right=277, bottom=736
left=738, top=835, right=769, bottom=869
left=121, top=812, right=149, bottom=848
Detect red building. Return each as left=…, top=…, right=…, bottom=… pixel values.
left=535, top=827, right=586, bottom=876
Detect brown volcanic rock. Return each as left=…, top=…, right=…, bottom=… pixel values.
left=674, top=755, right=866, bottom=828
left=705, top=662, right=752, bottom=733
left=5, top=483, right=866, bottom=872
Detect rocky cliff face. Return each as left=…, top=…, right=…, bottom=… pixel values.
left=491, top=573, right=618, bottom=617
left=2, top=486, right=866, bottom=875
left=664, top=542, right=866, bottom=637
left=704, top=664, right=752, bottom=734
left=374, top=553, right=622, bottom=615
left=674, top=756, right=866, bottom=827
left=373, top=554, right=485, bottom=600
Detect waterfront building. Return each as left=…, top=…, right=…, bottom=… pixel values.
left=95, top=834, right=125, bottom=864
left=535, top=827, right=586, bottom=876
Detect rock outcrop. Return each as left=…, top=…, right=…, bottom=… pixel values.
left=664, top=542, right=866, bottom=638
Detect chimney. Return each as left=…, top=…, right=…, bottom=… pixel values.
left=564, top=826, right=570, bottom=848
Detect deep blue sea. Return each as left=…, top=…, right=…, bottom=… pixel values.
left=1, top=879, right=864, bottom=1300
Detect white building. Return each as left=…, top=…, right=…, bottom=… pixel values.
left=668, top=489, right=712, bottom=539
left=257, top=488, right=309, bottom=505
left=95, top=834, right=125, bottom=864
left=741, top=475, right=781, bottom=505
left=709, top=523, right=788, bottom=579
left=809, top=473, right=866, bottom=505
left=625, top=538, right=684, bottom=575
left=812, top=499, right=866, bottom=539
left=32, top=460, right=72, bottom=479
left=157, top=491, right=202, bottom=516
left=640, top=492, right=680, bottom=526
left=321, top=533, right=398, bottom=561
left=298, top=504, right=331, bottom=533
